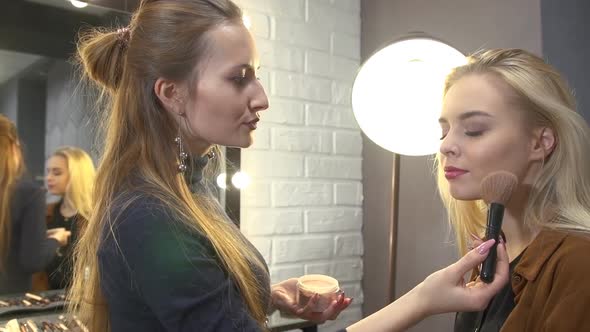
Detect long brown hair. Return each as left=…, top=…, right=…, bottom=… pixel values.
left=68, top=0, right=268, bottom=330
left=436, top=49, right=590, bottom=255
left=0, top=114, right=24, bottom=272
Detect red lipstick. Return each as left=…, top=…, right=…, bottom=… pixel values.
left=444, top=166, right=468, bottom=180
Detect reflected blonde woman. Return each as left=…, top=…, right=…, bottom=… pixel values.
left=39, top=146, right=95, bottom=290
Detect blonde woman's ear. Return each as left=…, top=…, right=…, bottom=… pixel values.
left=540, top=127, right=556, bottom=157
left=530, top=127, right=556, bottom=161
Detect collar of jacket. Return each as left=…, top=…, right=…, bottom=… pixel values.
left=514, top=229, right=568, bottom=281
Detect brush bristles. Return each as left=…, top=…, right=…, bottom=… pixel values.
left=480, top=171, right=518, bottom=205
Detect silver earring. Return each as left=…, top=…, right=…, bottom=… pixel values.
left=206, top=149, right=216, bottom=159
left=175, top=127, right=188, bottom=173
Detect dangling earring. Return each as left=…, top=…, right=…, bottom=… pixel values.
left=175, top=123, right=188, bottom=173
left=206, top=149, right=216, bottom=159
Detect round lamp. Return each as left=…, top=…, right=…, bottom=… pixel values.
left=352, top=37, right=466, bottom=156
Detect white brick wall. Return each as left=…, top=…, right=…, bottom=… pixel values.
left=236, top=0, right=363, bottom=330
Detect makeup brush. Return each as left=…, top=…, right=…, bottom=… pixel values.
left=480, top=171, right=518, bottom=283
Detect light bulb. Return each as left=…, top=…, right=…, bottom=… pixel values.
left=231, top=171, right=251, bottom=189
left=70, top=0, right=88, bottom=8
left=216, top=173, right=227, bottom=189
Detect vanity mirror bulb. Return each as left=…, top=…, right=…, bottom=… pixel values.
left=216, top=171, right=251, bottom=189
left=231, top=171, right=251, bottom=189
left=69, top=0, right=88, bottom=8
left=216, top=173, right=227, bottom=189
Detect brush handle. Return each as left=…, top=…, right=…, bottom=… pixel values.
left=480, top=203, right=504, bottom=283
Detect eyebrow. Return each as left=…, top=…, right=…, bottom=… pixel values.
left=438, top=110, right=492, bottom=123
left=231, top=63, right=261, bottom=71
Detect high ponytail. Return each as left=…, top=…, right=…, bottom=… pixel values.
left=76, top=28, right=129, bottom=93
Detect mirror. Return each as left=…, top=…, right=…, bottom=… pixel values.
left=0, top=18, right=109, bottom=332
left=0, top=0, right=132, bottom=304
left=0, top=0, right=240, bottom=304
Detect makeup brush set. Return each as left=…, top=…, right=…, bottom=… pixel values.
left=0, top=291, right=66, bottom=318
left=0, top=314, right=88, bottom=332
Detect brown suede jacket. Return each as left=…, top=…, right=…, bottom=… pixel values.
left=501, top=229, right=590, bottom=331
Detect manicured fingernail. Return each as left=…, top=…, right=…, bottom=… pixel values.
left=499, top=235, right=505, bottom=244
left=477, top=239, right=495, bottom=255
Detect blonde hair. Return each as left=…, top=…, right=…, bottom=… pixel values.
left=68, top=0, right=268, bottom=330
left=0, top=115, right=24, bottom=272
left=436, top=49, right=590, bottom=255
left=51, top=146, right=95, bottom=221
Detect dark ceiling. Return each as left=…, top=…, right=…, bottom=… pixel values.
left=0, top=0, right=137, bottom=59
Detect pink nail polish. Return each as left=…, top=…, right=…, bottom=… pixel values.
left=477, top=239, right=495, bottom=255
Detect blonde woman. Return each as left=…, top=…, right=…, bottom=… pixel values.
left=0, top=115, right=70, bottom=294
left=437, top=49, right=590, bottom=331
left=42, top=146, right=95, bottom=289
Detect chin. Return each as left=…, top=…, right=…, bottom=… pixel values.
left=237, top=135, right=255, bottom=148
left=228, top=140, right=253, bottom=149
left=449, top=186, right=480, bottom=201
left=217, top=135, right=253, bottom=148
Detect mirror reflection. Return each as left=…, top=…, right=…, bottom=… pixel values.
left=0, top=7, right=137, bottom=325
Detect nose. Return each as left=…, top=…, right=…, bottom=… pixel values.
left=439, top=134, right=460, bottom=157
left=250, top=79, right=269, bottom=113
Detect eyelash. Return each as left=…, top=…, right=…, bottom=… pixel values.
left=233, top=76, right=263, bottom=86
left=465, top=131, right=483, bottom=137
left=232, top=68, right=262, bottom=87
left=439, top=130, right=484, bottom=140
left=232, top=76, right=248, bottom=85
